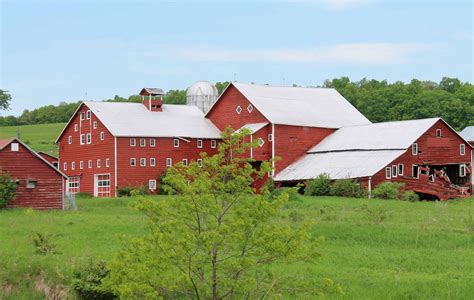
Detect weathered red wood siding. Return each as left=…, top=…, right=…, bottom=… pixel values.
left=58, top=103, right=116, bottom=196
left=38, top=152, right=58, bottom=165
left=0, top=142, right=63, bottom=209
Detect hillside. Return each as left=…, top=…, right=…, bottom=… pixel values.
left=0, top=123, right=65, bottom=155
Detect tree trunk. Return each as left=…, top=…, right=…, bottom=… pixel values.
left=212, top=245, right=218, bottom=300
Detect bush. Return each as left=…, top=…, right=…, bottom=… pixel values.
left=331, top=179, right=364, bottom=198
left=304, top=174, right=331, bottom=196
left=117, top=185, right=147, bottom=197
left=0, top=171, right=17, bottom=209
left=402, top=190, right=419, bottom=202
left=32, top=232, right=58, bottom=255
left=372, top=182, right=405, bottom=200
left=72, top=260, right=116, bottom=299
left=271, top=187, right=302, bottom=202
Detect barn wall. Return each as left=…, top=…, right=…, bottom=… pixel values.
left=0, top=142, right=63, bottom=209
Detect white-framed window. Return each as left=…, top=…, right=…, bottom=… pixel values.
left=174, top=138, right=179, bottom=148
left=86, top=110, right=91, bottom=119
left=26, top=180, right=37, bottom=189
left=140, top=158, right=146, bottom=167
left=93, top=121, right=97, bottom=129
left=63, top=162, right=67, bottom=171
left=68, top=136, right=72, bottom=144
left=80, top=134, right=85, bottom=145
left=211, top=140, right=217, bottom=148
left=86, top=133, right=92, bottom=144
left=460, top=164, right=466, bottom=177
left=197, top=158, right=203, bottom=167
left=460, top=144, right=465, bottom=156
left=97, top=159, right=101, bottom=168
left=385, top=167, right=391, bottom=179
left=140, top=138, right=146, bottom=147
left=100, top=132, right=105, bottom=141
left=258, top=138, right=265, bottom=147
left=74, top=124, right=78, bottom=132
left=130, top=138, right=136, bottom=147
left=412, top=165, right=419, bottom=179
left=436, top=129, right=442, bottom=137
left=150, top=158, right=156, bottom=167
left=80, top=112, right=85, bottom=121
left=10, top=143, right=19, bottom=151
left=268, top=134, right=273, bottom=142
left=149, top=179, right=157, bottom=191
left=236, top=105, right=242, bottom=114
left=392, top=165, right=397, bottom=177
left=166, top=158, right=172, bottom=167
left=412, top=143, right=418, bottom=155
left=88, top=160, right=92, bottom=168
left=182, top=159, right=188, bottom=166
left=197, top=139, right=203, bottom=148
left=130, top=158, right=136, bottom=167
left=106, top=158, right=110, bottom=168
left=71, top=162, right=75, bottom=170
left=68, top=176, right=80, bottom=194
left=247, top=104, right=253, bottom=113
left=80, top=161, right=84, bottom=169
left=150, top=139, right=155, bottom=147
left=398, top=163, right=404, bottom=176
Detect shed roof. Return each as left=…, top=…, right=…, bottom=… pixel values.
left=459, top=126, right=474, bottom=142
left=0, top=138, right=15, bottom=150
left=235, top=122, right=268, bottom=134
left=213, top=82, right=371, bottom=128
left=82, top=101, right=221, bottom=139
left=140, top=88, right=165, bottom=96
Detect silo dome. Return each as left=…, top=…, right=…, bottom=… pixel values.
left=186, top=80, right=219, bottom=113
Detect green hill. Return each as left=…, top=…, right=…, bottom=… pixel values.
left=0, top=123, right=65, bottom=156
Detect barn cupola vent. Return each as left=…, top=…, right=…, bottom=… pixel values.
left=139, top=88, right=165, bottom=112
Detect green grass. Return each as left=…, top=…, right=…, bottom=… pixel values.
left=0, top=123, right=65, bottom=155
left=0, top=196, right=473, bottom=299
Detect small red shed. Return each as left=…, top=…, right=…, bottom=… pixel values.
left=0, top=138, right=66, bottom=209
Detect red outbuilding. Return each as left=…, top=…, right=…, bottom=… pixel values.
left=0, top=138, right=66, bottom=209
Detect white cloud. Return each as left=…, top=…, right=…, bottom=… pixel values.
left=175, top=43, right=431, bottom=65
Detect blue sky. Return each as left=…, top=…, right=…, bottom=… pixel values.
left=0, top=0, right=472, bottom=116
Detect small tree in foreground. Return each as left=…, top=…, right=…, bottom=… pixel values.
left=0, top=170, right=17, bottom=208
left=104, top=128, right=336, bottom=299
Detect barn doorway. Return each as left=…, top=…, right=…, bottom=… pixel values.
left=94, top=174, right=111, bottom=197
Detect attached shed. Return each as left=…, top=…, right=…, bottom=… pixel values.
left=0, top=138, right=66, bottom=209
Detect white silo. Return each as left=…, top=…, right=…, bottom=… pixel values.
left=186, top=80, right=219, bottom=113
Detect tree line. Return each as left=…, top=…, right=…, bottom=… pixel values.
left=0, top=77, right=472, bottom=130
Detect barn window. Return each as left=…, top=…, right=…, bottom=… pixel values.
left=460, top=164, right=466, bottom=177
left=385, top=167, right=391, bottom=179
left=211, top=140, right=217, bottom=148
left=86, top=133, right=92, bottom=144
left=130, top=138, right=136, bottom=147
left=436, top=129, right=442, bottom=137
left=174, top=139, right=180, bottom=148
left=80, top=134, right=85, bottom=145
left=150, top=158, right=156, bottom=167
left=150, top=139, right=155, bottom=147
left=68, top=136, right=72, bottom=144
left=86, top=110, right=91, bottom=119
left=140, top=138, right=146, bottom=147
left=197, top=158, right=203, bottom=167
left=236, top=105, right=242, bottom=114
left=412, top=165, right=419, bottom=179
left=26, top=180, right=37, bottom=189
left=63, top=162, right=67, bottom=171
left=392, top=165, right=397, bottom=177
left=100, top=132, right=105, bottom=141
left=106, top=158, right=110, bottom=168
left=53, top=162, right=58, bottom=168
left=258, top=138, right=265, bottom=147
left=149, top=179, right=157, bottom=191
left=166, top=158, right=172, bottom=167
left=68, top=177, right=80, bottom=194
left=80, top=161, right=84, bottom=169
left=398, top=163, right=404, bottom=176
left=80, top=112, right=85, bottom=121
left=247, top=104, right=253, bottom=113
left=130, top=158, right=136, bottom=167
left=88, top=160, right=92, bottom=168
left=74, top=124, right=78, bottom=132
left=140, top=158, right=146, bottom=167
left=182, top=159, right=188, bottom=167
left=71, top=162, right=75, bottom=170
left=460, top=144, right=465, bottom=155
left=93, top=121, right=98, bottom=129
left=197, top=139, right=203, bottom=148
left=97, top=159, right=101, bottom=168
left=268, top=134, right=273, bottom=142
left=412, top=143, right=418, bottom=155
left=11, top=143, right=19, bottom=152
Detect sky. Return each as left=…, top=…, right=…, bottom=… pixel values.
left=0, top=0, right=472, bottom=116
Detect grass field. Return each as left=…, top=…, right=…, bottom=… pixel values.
left=0, top=196, right=473, bottom=299
left=0, top=123, right=65, bottom=156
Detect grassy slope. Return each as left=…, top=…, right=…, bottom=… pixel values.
left=0, top=196, right=473, bottom=299
left=0, top=123, right=65, bottom=156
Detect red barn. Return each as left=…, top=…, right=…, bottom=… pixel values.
left=37, top=151, right=59, bottom=168
left=0, top=138, right=66, bottom=209
left=56, top=96, right=220, bottom=197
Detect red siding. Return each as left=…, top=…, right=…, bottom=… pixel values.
left=0, top=142, right=63, bottom=209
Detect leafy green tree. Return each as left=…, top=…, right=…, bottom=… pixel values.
left=163, top=89, right=186, bottom=104
left=0, top=90, right=12, bottom=111
left=0, top=170, right=17, bottom=208
left=215, top=81, right=231, bottom=95
left=104, top=128, right=332, bottom=299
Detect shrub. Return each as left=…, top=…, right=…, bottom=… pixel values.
left=32, top=232, right=58, bottom=255
left=402, top=190, right=419, bottom=202
left=271, top=187, right=302, bottom=202
left=72, top=260, right=116, bottom=299
left=117, top=186, right=147, bottom=197
left=0, top=171, right=17, bottom=209
left=304, top=174, right=331, bottom=196
left=331, top=179, right=364, bottom=198
left=372, top=182, right=405, bottom=200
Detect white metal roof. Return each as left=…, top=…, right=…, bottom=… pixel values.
left=84, top=101, right=221, bottom=139
left=459, top=126, right=474, bottom=142
left=235, top=122, right=269, bottom=134
left=274, top=150, right=405, bottom=181
left=309, top=118, right=440, bottom=153
left=229, top=82, right=371, bottom=128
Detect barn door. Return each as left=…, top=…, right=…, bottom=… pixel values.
left=94, top=174, right=111, bottom=197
